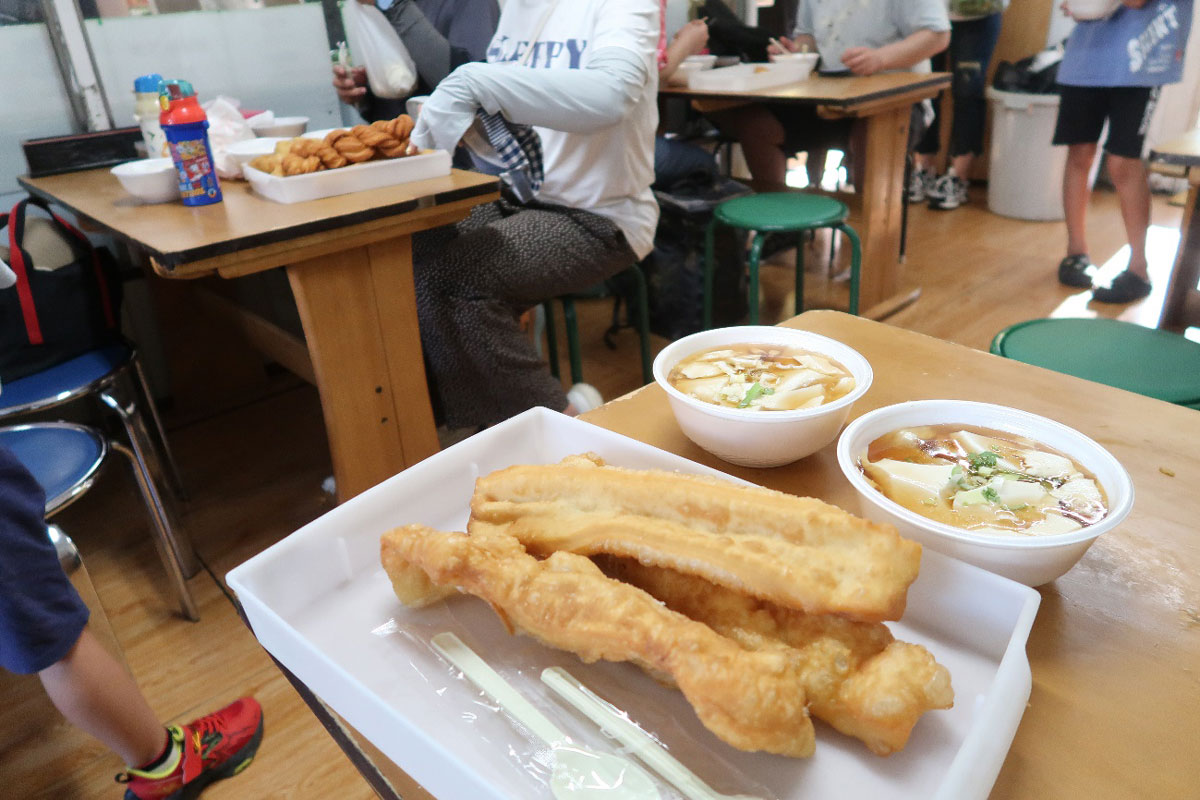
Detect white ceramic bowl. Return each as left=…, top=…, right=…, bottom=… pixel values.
left=836, top=400, right=1135, bottom=586
left=225, top=137, right=286, bottom=169
left=110, top=158, right=180, bottom=204
left=653, top=325, right=873, bottom=468
left=250, top=115, right=309, bottom=137
left=1067, top=0, right=1121, bottom=20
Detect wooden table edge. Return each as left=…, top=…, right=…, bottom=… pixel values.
left=659, top=73, right=950, bottom=111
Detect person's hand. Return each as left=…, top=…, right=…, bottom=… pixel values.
left=768, top=36, right=798, bottom=56
left=672, top=19, right=710, bottom=57
left=841, top=47, right=886, bottom=76
left=332, top=64, right=367, bottom=104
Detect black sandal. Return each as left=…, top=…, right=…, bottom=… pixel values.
left=1092, top=270, right=1152, bottom=304
left=1057, top=254, right=1094, bottom=288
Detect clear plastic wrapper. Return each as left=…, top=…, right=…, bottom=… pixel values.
left=371, top=610, right=778, bottom=800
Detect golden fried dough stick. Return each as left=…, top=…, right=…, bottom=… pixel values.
left=601, top=558, right=954, bottom=756
left=380, top=524, right=817, bottom=758
left=281, top=153, right=322, bottom=176
left=471, top=455, right=921, bottom=621
left=246, top=154, right=283, bottom=176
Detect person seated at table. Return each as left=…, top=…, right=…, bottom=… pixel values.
left=331, top=0, right=501, bottom=122
left=705, top=0, right=949, bottom=189
left=0, top=444, right=263, bottom=800
left=409, top=0, right=659, bottom=427
left=655, top=13, right=719, bottom=189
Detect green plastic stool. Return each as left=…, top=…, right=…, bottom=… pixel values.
left=703, top=192, right=861, bottom=328
left=543, top=264, right=653, bottom=387
left=990, top=318, right=1200, bottom=406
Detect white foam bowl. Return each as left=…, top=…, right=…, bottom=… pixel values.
left=668, top=54, right=718, bottom=86
left=768, top=51, right=820, bottom=79
left=250, top=115, right=309, bottom=137
left=836, top=400, right=1135, bottom=586
left=653, top=325, right=873, bottom=468
left=110, top=158, right=179, bottom=204
left=226, top=137, right=287, bottom=169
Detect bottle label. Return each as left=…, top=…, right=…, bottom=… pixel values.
left=168, top=137, right=221, bottom=203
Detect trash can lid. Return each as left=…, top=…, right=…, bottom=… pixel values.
left=986, top=87, right=1062, bottom=107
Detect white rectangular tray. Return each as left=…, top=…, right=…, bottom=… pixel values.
left=227, top=407, right=1040, bottom=800
left=688, top=61, right=813, bottom=92
left=243, top=149, right=451, bottom=204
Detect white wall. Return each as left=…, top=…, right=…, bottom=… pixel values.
left=0, top=3, right=339, bottom=201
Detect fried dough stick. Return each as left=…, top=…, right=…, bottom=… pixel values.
left=600, top=558, right=954, bottom=756
left=471, top=455, right=921, bottom=621
left=380, top=524, right=817, bottom=757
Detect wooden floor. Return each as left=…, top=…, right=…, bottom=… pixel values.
left=0, top=186, right=1185, bottom=799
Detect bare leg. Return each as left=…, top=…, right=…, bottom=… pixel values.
left=1105, top=153, right=1152, bottom=280
left=1063, top=142, right=1098, bottom=257
left=708, top=105, right=788, bottom=185
left=913, top=153, right=937, bottom=172
left=950, top=153, right=974, bottom=176
left=39, top=629, right=166, bottom=767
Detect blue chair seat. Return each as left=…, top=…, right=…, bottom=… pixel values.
left=0, top=424, right=106, bottom=515
left=0, top=344, right=132, bottom=414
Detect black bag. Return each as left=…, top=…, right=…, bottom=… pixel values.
left=992, top=49, right=1063, bottom=95
left=699, top=0, right=772, bottom=64
left=0, top=197, right=123, bottom=382
left=638, top=178, right=752, bottom=341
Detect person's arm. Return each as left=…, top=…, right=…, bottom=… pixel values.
left=411, top=47, right=652, bottom=152
left=659, top=19, right=708, bottom=82
left=841, top=28, right=950, bottom=75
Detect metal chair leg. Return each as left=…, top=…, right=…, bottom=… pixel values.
left=543, top=301, right=560, bottom=380
left=794, top=231, right=806, bottom=316
left=109, top=439, right=200, bottom=621
left=126, top=356, right=188, bottom=501
left=561, top=297, right=584, bottom=387
left=837, top=223, right=863, bottom=316
left=703, top=218, right=718, bottom=330
left=747, top=232, right=765, bottom=325
left=628, top=265, right=653, bottom=385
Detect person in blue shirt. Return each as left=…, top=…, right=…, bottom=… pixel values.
left=1053, top=0, right=1192, bottom=303
left=332, top=0, right=501, bottom=122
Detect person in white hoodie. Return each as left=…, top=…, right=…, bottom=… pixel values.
left=409, top=0, right=660, bottom=429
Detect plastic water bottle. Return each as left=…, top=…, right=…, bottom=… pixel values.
left=133, top=73, right=167, bottom=158
left=159, top=79, right=222, bottom=206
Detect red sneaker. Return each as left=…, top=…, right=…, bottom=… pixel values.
left=117, top=697, right=264, bottom=800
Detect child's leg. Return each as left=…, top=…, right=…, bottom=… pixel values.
left=39, top=628, right=167, bottom=767
left=1106, top=154, right=1151, bottom=279
left=1063, top=142, right=1098, bottom=258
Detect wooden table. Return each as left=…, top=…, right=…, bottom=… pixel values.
left=1150, top=128, right=1200, bottom=330
left=287, top=310, right=1198, bottom=799
left=662, top=72, right=951, bottom=319
left=19, top=168, right=499, bottom=502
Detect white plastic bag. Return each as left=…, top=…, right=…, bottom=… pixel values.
left=343, top=0, right=418, bottom=100
left=201, top=95, right=255, bottom=179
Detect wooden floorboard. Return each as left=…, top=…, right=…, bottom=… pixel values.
left=0, top=187, right=1184, bottom=799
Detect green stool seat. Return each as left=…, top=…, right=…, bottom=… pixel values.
left=704, top=192, right=861, bottom=328
left=714, top=193, right=848, bottom=231
left=991, top=318, right=1200, bottom=406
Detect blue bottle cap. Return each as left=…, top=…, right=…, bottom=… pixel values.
left=134, top=73, right=163, bottom=93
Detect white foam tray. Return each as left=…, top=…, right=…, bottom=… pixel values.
left=688, top=61, right=814, bottom=92
left=242, top=149, right=451, bottom=204
left=227, top=407, right=1040, bottom=800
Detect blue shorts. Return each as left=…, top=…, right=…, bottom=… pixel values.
left=0, top=446, right=89, bottom=675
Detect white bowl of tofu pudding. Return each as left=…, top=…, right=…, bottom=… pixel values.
left=836, top=400, right=1134, bottom=586
left=653, top=325, right=872, bottom=468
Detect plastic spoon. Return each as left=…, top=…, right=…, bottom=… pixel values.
left=431, top=633, right=661, bottom=800
left=542, top=668, right=764, bottom=800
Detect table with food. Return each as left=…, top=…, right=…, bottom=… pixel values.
left=660, top=63, right=950, bottom=320
left=227, top=310, right=1197, bottom=800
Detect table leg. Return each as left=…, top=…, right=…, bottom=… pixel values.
left=858, top=105, right=920, bottom=318
left=1159, top=179, right=1200, bottom=331
left=287, top=237, right=439, bottom=503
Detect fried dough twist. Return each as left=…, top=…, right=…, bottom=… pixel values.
left=380, top=524, right=817, bottom=758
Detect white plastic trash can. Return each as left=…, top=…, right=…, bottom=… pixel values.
left=986, top=88, right=1067, bottom=221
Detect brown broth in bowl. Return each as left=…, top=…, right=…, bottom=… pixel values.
left=859, top=424, right=1108, bottom=536
left=667, top=343, right=856, bottom=411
